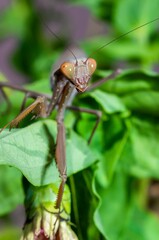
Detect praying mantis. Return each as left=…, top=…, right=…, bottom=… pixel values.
left=0, top=16, right=159, bottom=217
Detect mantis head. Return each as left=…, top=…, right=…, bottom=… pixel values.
left=60, top=58, right=97, bottom=92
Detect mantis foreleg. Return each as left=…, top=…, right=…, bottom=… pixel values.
left=0, top=96, right=47, bottom=133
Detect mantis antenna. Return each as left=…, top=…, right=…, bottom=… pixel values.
left=41, top=17, right=78, bottom=63
left=88, top=16, right=159, bottom=59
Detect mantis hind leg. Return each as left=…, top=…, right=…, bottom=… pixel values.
left=0, top=87, right=12, bottom=115
left=67, top=106, right=102, bottom=144
left=19, top=92, right=33, bottom=113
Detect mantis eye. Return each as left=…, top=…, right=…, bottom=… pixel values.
left=87, top=58, right=97, bottom=75
left=60, top=62, right=74, bottom=80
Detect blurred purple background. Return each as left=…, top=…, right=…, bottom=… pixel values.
left=0, top=0, right=107, bottom=85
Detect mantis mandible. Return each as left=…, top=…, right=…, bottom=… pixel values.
left=0, top=17, right=159, bottom=212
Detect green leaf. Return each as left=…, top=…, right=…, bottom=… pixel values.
left=94, top=172, right=129, bottom=240
left=0, top=120, right=97, bottom=186
left=121, top=117, right=159, bottom=178
left=86, top=89, right=127, bottom=114
left=122, top=90, right=159, bottom=116
left=0, top=166, right=24, bottom=216
left=95, top=117, right=129, bottom=188
left=94, top=172, right=159, bottom=240
left=120, top=204, right=159, bottom=240
left=70, top=169, right=99, bottom=240
left=104, top=70, right=159, bottom=94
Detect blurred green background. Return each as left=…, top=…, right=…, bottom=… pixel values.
left=0, top=0, right=159, bottom=239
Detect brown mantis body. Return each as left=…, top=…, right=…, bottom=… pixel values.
left=1, top=17, right=159, bottom=216
left=0, top=50, right=117, bottom=210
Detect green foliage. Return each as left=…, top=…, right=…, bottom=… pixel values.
left=0, top=120, right=97, bottom=186
left=0, top=228, right=21, bottom=240
left=1, top=0, right=159, bottom=239
left=0, top=166, right=23, bottom=215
